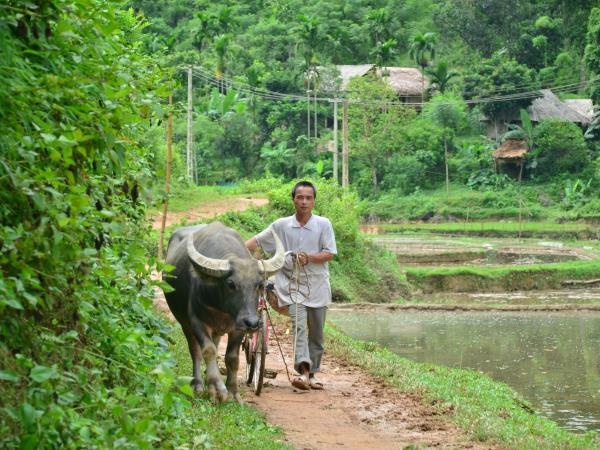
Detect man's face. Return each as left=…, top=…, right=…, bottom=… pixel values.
left=293, top=186, right=315, bottom=215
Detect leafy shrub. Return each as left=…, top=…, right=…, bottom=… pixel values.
left=380, top=155, right=428, bottom=194
left=400, top=120, right=446, bottom=182
left=0, top=3, right=284, bottom=449
left=533, top=120, right=590, bottom=176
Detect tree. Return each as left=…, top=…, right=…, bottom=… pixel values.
left=371, top=38, right=398, bottom=68
left=433, top=0, right=537, bottom=57
left=533, top=120, right=590, bottom=177
left=366, top=8, right=392, bottom=45
left=423, top=94, right=468, bottom=193
left=425, top=61, right=459, bottom=94
left=347, top=76, right=411, bottom=192
left=214, top=34, right=231, bottom=94
left=295, top=14, right=321, bottom=70
left=585, top=8, right=600, bottom=106
left=409, top=32, right=436, bottom=103
left=462, top=53, right=539, bottom=141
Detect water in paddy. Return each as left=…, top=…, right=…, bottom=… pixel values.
left=328, top=310, right=600, bottom=433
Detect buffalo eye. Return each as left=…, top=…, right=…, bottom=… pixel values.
left=226, top=279, right=236, bottom=290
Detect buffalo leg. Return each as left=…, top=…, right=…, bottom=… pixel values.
left=182, top=326, right=203, bottom=393
left=225, top=331, right=244, bottom=403
left=189, top=316, right=228, bottom=403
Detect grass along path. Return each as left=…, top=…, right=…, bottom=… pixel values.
left=326, top=325, right=600, bottom=449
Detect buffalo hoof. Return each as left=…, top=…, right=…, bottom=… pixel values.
left=191, top=378, right=203, bottom=394
left=208, top=383, right=229, bottom=403
left=229, top=392, right=243, bottom=404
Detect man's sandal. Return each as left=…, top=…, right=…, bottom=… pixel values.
left=291, top=376, right=310, bottom=391
left=309, top=377, right=324, bottom=390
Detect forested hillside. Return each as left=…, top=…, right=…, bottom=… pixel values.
left=132, top=0, right=600, bottom=218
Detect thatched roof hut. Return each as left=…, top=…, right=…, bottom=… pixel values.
left=334, top=65, right=427, bottom=100
left=528, top=90, right=591, bottom=125
left=377, top=67, right=427, bottom=97
left=564, top=99, right=594, bottom=122
left=492, top=139, right=528, bottom=160
left=492, top=139, right=528, bottom=180
left=335, top=64, right=375, bottom=90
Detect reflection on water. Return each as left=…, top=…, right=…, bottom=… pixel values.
left=328, top=310, right=600, bottom=433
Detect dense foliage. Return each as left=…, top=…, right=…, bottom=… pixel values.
left=130, top=0, right=600, bottom=218
left=0, top=2, right=283, bottom=448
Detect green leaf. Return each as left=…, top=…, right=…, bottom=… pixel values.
left=20, top=434, right=38, bottom=450
left=0, top=370, right=20, bottom=383
left=30, top=365, right=57, bottom=383
left=2, top=297, right=24, bottom=310
left=179, top=383, right=194, bottom=397
left=18, top=403, right=36, bottom=430
left=40, top=133, right=56, bottom=143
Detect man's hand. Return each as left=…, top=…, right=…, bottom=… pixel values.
left=296, top=252, right=309, bottom=266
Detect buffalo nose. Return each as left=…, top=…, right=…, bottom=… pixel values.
left=244, top=317, right=259, bottom=330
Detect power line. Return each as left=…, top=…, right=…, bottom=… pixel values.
left=188, top=65, right=597, bottom=108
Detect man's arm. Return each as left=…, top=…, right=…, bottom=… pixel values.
left=305, top=251, right=334, bottom=264
left=296, top=250, right=333, bottom=266
left=245, top=236, right=259, bottom=252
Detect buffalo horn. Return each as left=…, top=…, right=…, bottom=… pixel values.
left=257, top=230, right=285, bottom=276
left=187, top=234, right=231, bottom=278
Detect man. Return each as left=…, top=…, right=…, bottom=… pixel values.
left=246, top=181, right=337, bottom=390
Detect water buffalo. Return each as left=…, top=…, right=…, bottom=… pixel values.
left=164, top=222, right=284, bottom=403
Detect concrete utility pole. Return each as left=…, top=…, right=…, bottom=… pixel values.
left=342, top=99, right=349, bottom=188
left=187, top=65, right=195, bottom=184
left=159, top=95, right=173, bottom=259
left=333, top=99, right=338, bottom=183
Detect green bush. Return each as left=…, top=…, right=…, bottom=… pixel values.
left=380, top=155, right=428, bottom=194
left=533, top=120, right=590, bottom=176
left=399, top=120, right=446, bottom=185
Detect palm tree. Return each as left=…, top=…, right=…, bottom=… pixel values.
left=326, top=27, right=349, bottom=64
left=371, top=38, right=397, bottom=69
left=295, top=15, right=321, bottom=138
left=425, top=61, right=459, bottom=94
left=409, top=32, right=437, bottom=103
left=193, top=12, right=214, bottom=52
left=214, top=34, right=231, bottom=95
left=296, top=15, right=320, bottom=71
left=366, top=8, right=391, bottom=44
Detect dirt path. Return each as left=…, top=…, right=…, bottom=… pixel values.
left=153, top=288, right=493, bottom=450
left=151, top=196, right=268, bottom=230
left=242, top=316, right=493, bottom=450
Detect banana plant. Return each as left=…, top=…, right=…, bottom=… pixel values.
left=205, top=88, right=247, bottom=119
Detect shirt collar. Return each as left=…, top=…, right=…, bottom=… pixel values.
left=290, top=214, right=314, bottom=230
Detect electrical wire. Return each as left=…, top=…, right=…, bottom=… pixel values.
left=186, top=65, right=598, bottom=108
